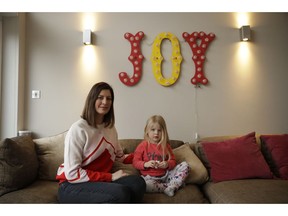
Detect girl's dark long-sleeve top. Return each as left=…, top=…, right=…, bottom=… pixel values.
left=133, top=140, right=176, bottom=177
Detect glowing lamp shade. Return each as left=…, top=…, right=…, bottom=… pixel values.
left=240, top=25, right=251, bottom=42
left=83, top=29, right=92, bottom=45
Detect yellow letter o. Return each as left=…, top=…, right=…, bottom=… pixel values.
left=151, top=32, right=182, bottom=86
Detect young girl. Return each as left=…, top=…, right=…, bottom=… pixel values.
left=133, top=115, right=190, bottom=197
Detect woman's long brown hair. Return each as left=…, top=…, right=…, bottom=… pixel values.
left=81, top=82, right=115, bottom=128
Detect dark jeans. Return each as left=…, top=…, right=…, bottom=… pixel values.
left=58, top=175, right=146, bottom=203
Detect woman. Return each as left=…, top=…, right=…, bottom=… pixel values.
left=56, top=82, right=146, bottom=203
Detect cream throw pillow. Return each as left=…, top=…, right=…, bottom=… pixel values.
left=173, top=143, right=208, bottom=184
left=33, top=131, right=67, bottom=181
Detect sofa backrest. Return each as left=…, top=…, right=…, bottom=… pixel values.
left=33, top=133, right=184, bottom=181
left=119, top=139, right=184, bottom=154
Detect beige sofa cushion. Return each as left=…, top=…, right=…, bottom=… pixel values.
left=203, top=179, right=288, bottom=203
left=173, top=143, right=208, bottom=184
left=0, top=136, right=39, bottom=196
left=119, top=139, right=184, bottom=154
left=33, top=131, right=67, bottom=181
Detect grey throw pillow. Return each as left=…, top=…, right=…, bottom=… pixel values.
left=0, top=136, right=39, bottom=196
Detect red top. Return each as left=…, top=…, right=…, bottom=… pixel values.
left=133, top=140, right=176, bottom=177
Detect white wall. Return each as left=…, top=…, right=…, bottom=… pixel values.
left=0, top=13, right=25, bottom=140
left=1, top=15, right=19, bottom=139
left=23, top=12, right=288, bottom=142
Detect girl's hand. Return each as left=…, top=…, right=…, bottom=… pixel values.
left=144, top=160, right=158, bottom=168
left=112, top=169, right=128, bottom=181
left=157, top=161, right=168, bottom=169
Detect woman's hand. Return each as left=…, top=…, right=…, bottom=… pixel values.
left=111, top=169, right=128, bottom=181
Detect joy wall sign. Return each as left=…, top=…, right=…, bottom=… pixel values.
left=118, top=31, right=215, bottom=87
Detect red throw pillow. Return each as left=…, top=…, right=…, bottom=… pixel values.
left=202, top=132, right=273, bottom=183
left=260, top=134, right=288, bottom=179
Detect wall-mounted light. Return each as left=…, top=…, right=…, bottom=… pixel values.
left=83, top=29, right=92, bottom=45
left=240, top=25, right=251, bottom=42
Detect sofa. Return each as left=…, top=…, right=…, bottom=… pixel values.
left=0, top=131, right=288, bottom=204
left=193, top=132, right=288, bottom=203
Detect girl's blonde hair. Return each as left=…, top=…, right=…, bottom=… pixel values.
left=144, top=115, right=170, bottom=160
